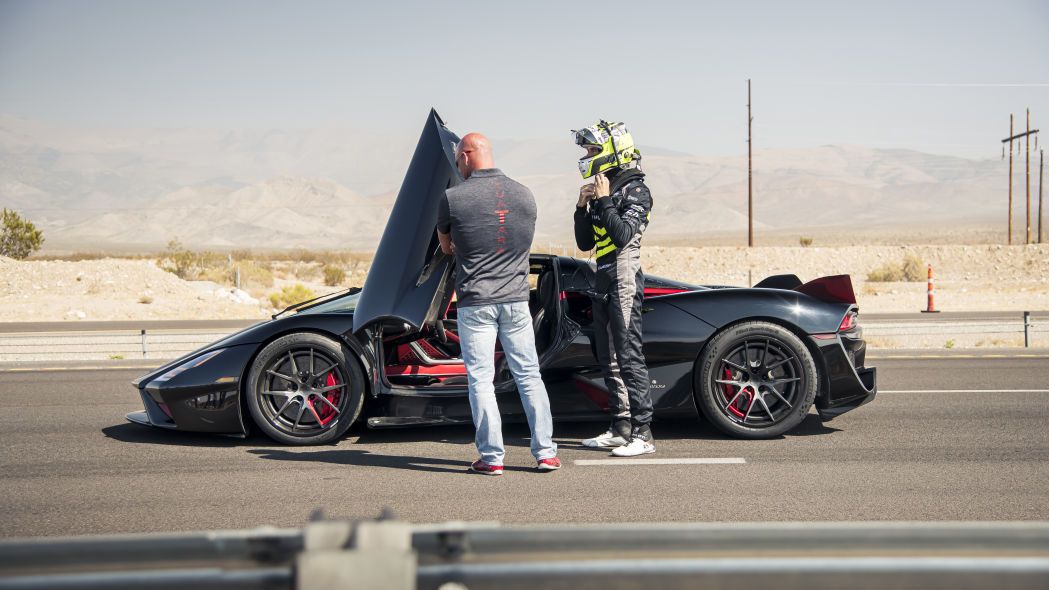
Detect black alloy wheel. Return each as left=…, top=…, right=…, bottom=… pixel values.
left=697, top=321, right=817, bottom=439
left=246, top=333, right=364, bottom=445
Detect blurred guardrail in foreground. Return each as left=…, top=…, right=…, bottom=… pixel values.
left=1, top=518, right=1048, bottom=590
left=0, top=313, right=1043, bottom=362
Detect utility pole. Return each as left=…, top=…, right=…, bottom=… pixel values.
left=1039, top=148, right=1044, bottom=244
left=1026, top=108, right=1032, bottom=244
left=1001, top=113, right=1039, bottom=244
left=747, top=78, right=753, bottom=247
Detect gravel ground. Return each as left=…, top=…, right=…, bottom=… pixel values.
left=0, top=257, right=269, bottom=321
left=641, top=243, right=1049, bottom=313
left=2, top=244, right=1046, bottom=322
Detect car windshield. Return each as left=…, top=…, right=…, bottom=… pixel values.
left=295, top=289, right=361, bottom=315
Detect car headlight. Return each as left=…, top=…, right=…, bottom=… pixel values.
left=152, top=348, right=226, bottom=383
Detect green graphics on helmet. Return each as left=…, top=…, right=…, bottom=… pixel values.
left=572, top=120, right=641, bottom=179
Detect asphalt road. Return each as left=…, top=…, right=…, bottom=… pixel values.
left=1, top=356, right=1047, bottom=538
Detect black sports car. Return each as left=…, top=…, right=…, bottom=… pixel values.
left=127, top=110, right=876, bottom=445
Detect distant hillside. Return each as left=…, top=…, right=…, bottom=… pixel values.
left=54, top=177, right=390, bottom=250
left=0, top=114, right=1013, bottom=250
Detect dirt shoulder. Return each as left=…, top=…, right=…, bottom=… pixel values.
left=2, top=244, right=1046, bottom=322
left=0, top=257, right=269, bottom=322
left=641, top=244, right=1049, bottom=314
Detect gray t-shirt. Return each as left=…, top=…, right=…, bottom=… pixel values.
left=437, top=168, right=536, bottom=308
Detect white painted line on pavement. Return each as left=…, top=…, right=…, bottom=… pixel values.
left=869, top=354, right=1049, bottom=359
left=574, top=458, right=746, bottom=466
left=876, top=388, right=1049, bottom=392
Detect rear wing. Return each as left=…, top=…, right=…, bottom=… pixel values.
left=755, top=274, right=857, bottom=305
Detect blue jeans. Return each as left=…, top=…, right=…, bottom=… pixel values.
left=457, top=301, right=556, bottom=465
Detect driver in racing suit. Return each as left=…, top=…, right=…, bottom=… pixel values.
left=572, top=120, right=656, bottom=457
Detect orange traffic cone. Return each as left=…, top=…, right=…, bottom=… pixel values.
left=921, top=264, right=940, bottom=313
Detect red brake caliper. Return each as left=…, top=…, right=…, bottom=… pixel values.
left=722, top=368, right=752, bottom=418
left=316, top=371, right=341, bottom=426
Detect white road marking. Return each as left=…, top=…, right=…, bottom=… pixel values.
left=574, top=458, right=746, bottom=466
left=881, top=389, right=1049, bottom=393
left=871, top=354, right=1049, bottom=359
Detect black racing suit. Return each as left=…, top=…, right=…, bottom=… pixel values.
left=573, top=168, right=654, bottom=441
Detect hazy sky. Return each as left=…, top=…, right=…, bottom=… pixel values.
left=1, top=0, right=1046, bottom=158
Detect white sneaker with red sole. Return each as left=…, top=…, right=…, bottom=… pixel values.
left=610, top=438, right=656, bottom=457
left=582, top=429, right=628, bottom=448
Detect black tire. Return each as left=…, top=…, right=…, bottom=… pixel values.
left=246, top=332, right=365, bottom=445
left=696, top=321, right=817, bottom=439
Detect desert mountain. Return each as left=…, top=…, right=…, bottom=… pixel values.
left=0, top=114, right=1014, bottom=250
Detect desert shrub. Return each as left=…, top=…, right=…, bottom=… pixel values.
left=196, top=250, right=225, bottom=269
left=197, top=262, right=274, bottom=288
left=31, top=251, right=109, bottom=261
left=867, top=253, right=925, bottom=282
left=288, top=249, right=332, bottom=265
left=160, top=240, right=196, bottom=279
left=322, top=264, right=346, bottom=286
left=33, top=251, right=156, bottom=261
left=0, top=209, right=44, bottom=259
left=138, top=295, right=154, bottom=304
left=899, top=253, right=925, bottom=281
left=269, top=284, right=316, bottom=309
left=285, top=249, right=371, bottom=266
left=799, top=236, right=813, bottom=247
left=197, top=266, right=233, bottom=285
left=160, top=241, right=258, bottom=285
left=238, top=263, right=274, bottom=289
left=290, top=261, right=321, bottom=282
left=866, top=264, right=902, bottom=282
left=155, top=247, right=371, bottom=284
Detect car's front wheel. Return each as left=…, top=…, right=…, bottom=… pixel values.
left=696, top=321, right=817, bottom=439
left=246, top=333, right=365, bottom=445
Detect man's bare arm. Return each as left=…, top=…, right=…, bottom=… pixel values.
left=438, top=230, right=455, bottom=255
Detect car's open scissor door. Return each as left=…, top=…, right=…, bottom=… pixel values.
left=353, top=109, right=462, bottom=333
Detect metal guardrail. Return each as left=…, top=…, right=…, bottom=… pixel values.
left=864, top=322, right=1045, bottom=337
left=0, top=313, right=1041, bottom=361
left=1, top=519, right=1048, bottom=589
left=863, top=312, right=1041, bottom=347
left=0, top=330, right=230, bottom=361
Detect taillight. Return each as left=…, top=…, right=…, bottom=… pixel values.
left=839, top=311, right=858, bottom=332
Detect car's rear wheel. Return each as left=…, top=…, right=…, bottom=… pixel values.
left=246, top=333, right=365, bottom=445
left=696, top=321, right=817, bottom=439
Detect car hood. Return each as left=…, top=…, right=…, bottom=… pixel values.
left=352, top=109, right=462, bottom=333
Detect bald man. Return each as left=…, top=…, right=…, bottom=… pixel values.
left=437, top=133, right=560, bottom=475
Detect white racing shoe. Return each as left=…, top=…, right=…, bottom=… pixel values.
left=610, top=437, right=656, bottom=457
left=582, top=429, right=628, bottom=448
